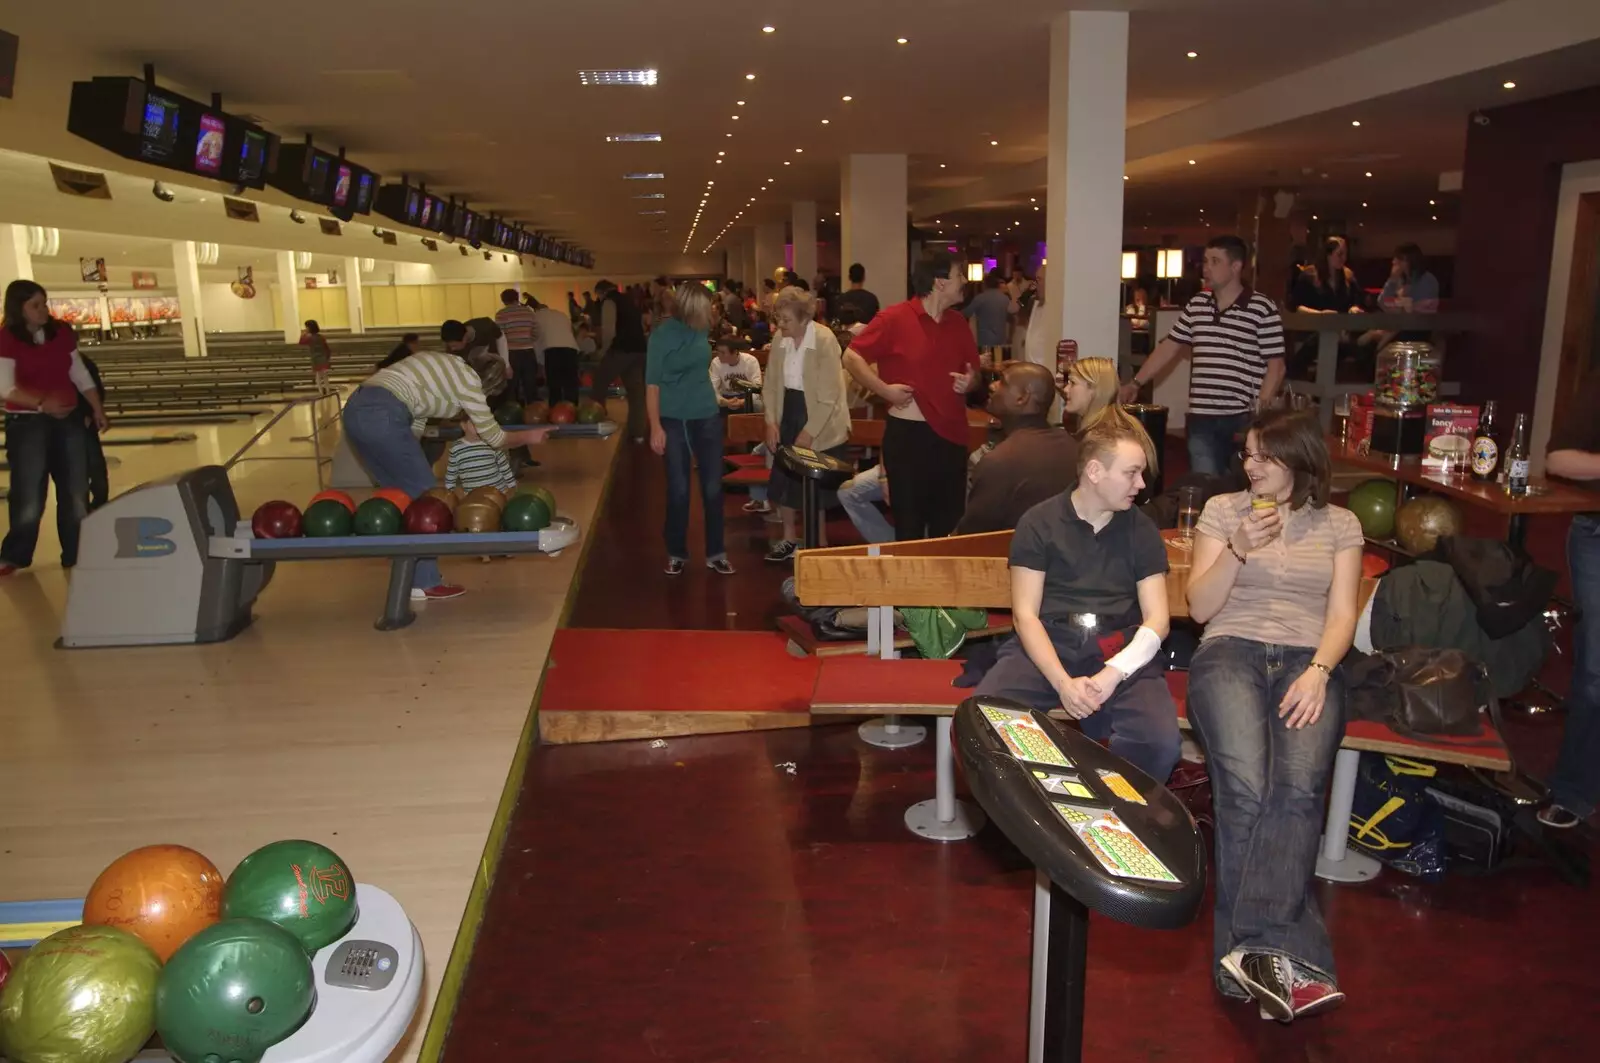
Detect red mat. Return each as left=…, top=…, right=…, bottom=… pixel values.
left=541, top=628, right=820, bottom=715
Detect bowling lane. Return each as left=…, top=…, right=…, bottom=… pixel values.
left=0, top=399, right=623, bottom=1063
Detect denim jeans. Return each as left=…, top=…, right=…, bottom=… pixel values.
left=975, top=629, right=1182, bottom=784
left=1550, top=515, right=1600, bottom=817
left=662, top=415, right=726, bottom=562
left=1186, top=411, right=1253, bottom=478
left=341, top=387, right=444, bottom=590
left=2, top=413, right=90, bottom=568
left=838, top=465, right=894, bottom=544
left=1186, top=636, right=1345, bottom=994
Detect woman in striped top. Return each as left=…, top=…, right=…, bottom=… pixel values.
left=344, top=350, right=551, bottom=601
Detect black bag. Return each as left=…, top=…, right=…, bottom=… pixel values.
left=1343, top=647, right=1500, bottom=738
left=1349, top=753, right=1449, bottom=879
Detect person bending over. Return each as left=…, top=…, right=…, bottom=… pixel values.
left=1184, top=409, right=1361, bottom=1022
left=974, top=420, right=1179, bottom=783
left=955, top=362, right=1079, bottom=534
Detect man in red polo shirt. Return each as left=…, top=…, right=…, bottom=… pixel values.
left=844, top=251, right=979, bottom=540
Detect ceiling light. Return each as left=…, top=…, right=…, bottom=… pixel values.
left=1350, top=120, right=1361, bottom=127
left=718, top=151, right=725, bottom=156
left=745, top=73, right=756, bottom=80
left=732, top=115, right=740, bottom=119
left=795, top=148, right=803, bottom=153
left=1123, top=175, right=1129, bottom=180
left=633, top=193, right=666, bottom=199
left=1432, top=215, right=1438, bottom=220
left=579, top=69, right=659, bottom=86
left=1034, top=206, right=1039, bottom=211
left=1361, top=201, right=1367, bottom=207
left=1188, top=159, right=1196, bottom=165
left=842, top=95, right=853, bottom=102
left=835, top=212, right=840, bottom=216
left=762, top=25, right=775, bottom=33
left=1503, top=80, right=1516, bottom=89
left=940, top=163, right=946, bottom=168
left=639, top=210, right=667, bottom=215
left=896, top=37, right=908, bottom=45
left=1030, top=197, right=1036, bottom=202
left=716, top=159, right=723, bottom=163
left=707, top=180, right=714, bottom=185
left=1364, top=171, right=1373, bottom=177
left=1186, top=51, right=1198, bottom=58
left=726, top=133, right=733, bottom=137
left=606, top=133, right=663, bottom=142
left=990, top=140, right=999, bottom=146
left=1312, top=214, right=1318, bottom=220
left=737, top=100, right=745, bottom=106
left=821, top=119, right=829, bottom=124
left=623, top=172, right=666, bottom=180
left=784, top=161, right=790, bottom=165
left=1428, top=199, right=1435, bottom=205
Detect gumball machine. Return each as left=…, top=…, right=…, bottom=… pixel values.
left=1371, top=340, right=1440, bottom=456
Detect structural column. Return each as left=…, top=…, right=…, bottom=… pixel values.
left=171, top=240, right=208, bottom=359
left=841, top=154, right=907, bottom=306
left=1236, top=188, right=1300, bottom=307
left=741, top=235, right=758, bottom=294
left=1041, top=11, right=1128, bottom=365
left=275, top=250, right=300, bottom=345
left=754, top=222, right=787, bottom=287
left=343, top=255, right=366, bottom=334
left=791, top=201, right=818, bottom=284
left=0, top=224, right=33, bottom=283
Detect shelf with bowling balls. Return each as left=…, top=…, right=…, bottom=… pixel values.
left=0, top=839, right=422, bottom=1063
left=419, top=400, right=617, bottom=443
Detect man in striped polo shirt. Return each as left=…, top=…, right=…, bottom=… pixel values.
left=1121, top=235, right=1286, bottom=476
left=495, top=289, right=541, bottom=405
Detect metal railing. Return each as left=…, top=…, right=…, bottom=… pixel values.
left=224, top=390, right=346, bottom=490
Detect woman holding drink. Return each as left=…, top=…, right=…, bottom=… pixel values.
left=1182, top=409, right=1364, bottom=1023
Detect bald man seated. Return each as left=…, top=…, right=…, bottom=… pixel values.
left=954, top=361, right=1080, bottom=534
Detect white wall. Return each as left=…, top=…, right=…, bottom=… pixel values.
left=201, top=283, right=277, bottom=333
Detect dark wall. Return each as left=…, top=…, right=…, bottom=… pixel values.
left=1454, top=84, right=1600, bottom=415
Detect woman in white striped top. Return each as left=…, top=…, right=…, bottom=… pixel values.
left=344, top=350, right=551, bottom=601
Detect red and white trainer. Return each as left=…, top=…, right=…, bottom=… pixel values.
left=411, top=584, right=466, bottom=602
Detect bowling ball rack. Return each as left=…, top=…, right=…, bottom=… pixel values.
left=209, top=517, right=581, bottom=630
left=421, top=420, right=619, bottom=442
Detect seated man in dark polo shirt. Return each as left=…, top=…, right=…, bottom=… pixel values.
left=956, top=362, right=1078, bottom=534
left=974, top=420, right=1180, bottom=783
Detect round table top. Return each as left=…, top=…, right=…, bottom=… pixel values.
left=776, top=444, right=853, bottom=487
left=953, top=695, right=1205, bottom=930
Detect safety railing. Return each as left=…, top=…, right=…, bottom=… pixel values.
left=223, top=390, right=346, bottom=490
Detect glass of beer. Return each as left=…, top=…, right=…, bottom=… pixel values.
left=1177, top=486, right=1201, bottom=542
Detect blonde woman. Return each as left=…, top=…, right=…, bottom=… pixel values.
left=1064, top=357, right=1159, bottom=472
left=761, top=286, right=852, bottom=563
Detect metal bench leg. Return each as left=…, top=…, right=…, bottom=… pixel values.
left=904, top=716, right=986, bottom=842
left=858, top=599, right=927, bottom=748
left=1028, top=870, right=1089, bottom=1063
left=1314, top=746, right=1382, bottom=883
left=376, top=557, right=419, bottom=631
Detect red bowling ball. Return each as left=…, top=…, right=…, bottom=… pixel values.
left=403, top=496, right=454, bottom=535
left=251, top=500, right=303, bottom=539
left=548, top=401, right=578, bottom=425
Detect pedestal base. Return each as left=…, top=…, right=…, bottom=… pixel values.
left=904, top=798, right=986, bottom=842
left=858, top=717, right=927, bottom=748
left=1315, top=845, right=1383, bottom=883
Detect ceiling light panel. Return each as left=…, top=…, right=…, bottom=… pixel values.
left=579, top=69, right=658, bottom=86
left=623, top=173, right=666, bottom=180
left=606, top=133, right=663, bottom=142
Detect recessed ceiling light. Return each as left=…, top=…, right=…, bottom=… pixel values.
left=737, top=100, right=745, bottom=106
left=795, top=148, right=803, bottom=153
left=633, top=193, right=665, bottom=199
left=726, top=133, right=734, bottom=137
left=579, top=69, right=659, bottom=86
left=762, top=25, right=775, bottom=33
left=896, top=37, right=908, bottom=45
left=732, top=115, right=740, bottom=119
left=716, top=159, right=723, bottom=163
left=990, top=140, right=999, bottom=146
left=1350, top=120, right=1361, bottom=127
left=784, top=161, right=790, bottom=165
left=1429, top=199, right=1436, bottom=205
left=708, top=180, right=714, bottom=185
left=1432, top=215, right=1438, bottom=220
left=605, top=133, right=663, bottom=142
left=1123, top=175, right=1129, bottom=180
left=821, top=119, right=829, bottom=124
left=623, top=172, right=666, bottom=180
left=1364, top=171, right=1373, bottom=177
left=1186, top=51, right=1198, bottom=58
left=842, top=95, right=853, bottom=102
left=717, top=151, right=725, bottom=157
left=940, top=163, right=946, bottom=168
left=835, top=212, right=840, bottom=216
left=1312, top=214, right=1319, bottom=220
left=1361, top=201, right=1367, bottom=207
left=1034, top=206, right=1039, bottom=211
left=745, top=73, right=756, bottom=80
left=1503, top=80, right=1516, bottom=89
left=639, top=210, right=667, bottom=215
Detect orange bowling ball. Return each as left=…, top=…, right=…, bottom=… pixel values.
left=83, top=844, right=225, bottom=962
left=309, top=489, right=356, bottom=513
left=372, top=487, right=412, bottom=511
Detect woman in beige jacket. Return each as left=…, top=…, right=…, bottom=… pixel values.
left=761, top=286, right=852, bottom=562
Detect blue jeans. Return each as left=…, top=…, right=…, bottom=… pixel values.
left=662, top=416, right=726, bottom=561
left=1550, top=516, right=1600, bottom=817
left=1186, top=636, right=1345, bottom=994
left=975, top=630, right=1182, bottom=783
left=1186, top=411, right=1252, bottom=478
left=838, top=465, right=894, bottom=544
left=2, top=413, right=90, bottom=568
left=342, top=387, right=443, bottom=590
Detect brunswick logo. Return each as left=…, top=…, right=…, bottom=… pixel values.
left=113, top=517, right=177, bottom=559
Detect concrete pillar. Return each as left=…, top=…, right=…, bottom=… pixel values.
left=1, top=224, right=33, bottom=282
left=276, top=250, right=301, bottom=344
left=791, top=201, right=818, bottom=284
left=343, top=255, right=366, bottom=334
left=841, top=154, right=907, bottom=306
left=755, top=223, right=787, bottom=287
left=171, top=240, right=208, bottom=359
left=742, top=236, right=758, bottom=295
left=1041, top=11, right=1128, bottom=366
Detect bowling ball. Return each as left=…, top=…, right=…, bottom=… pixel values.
left=424, top=486, right=459, bottom=512
left=83, top=844, right=224, bottom=963
left=1394, top=495, right=1464, bottom=555
left=222, top=839, right=357, bottom=954
left=523, top=401, right=550, bottom=425
left=404, top=495, right=455, bottom=534
left=0, top=924, right=160, bottom=1063
left=502, top=493, right=551, bottom=532
left=548, top=401, right=578, bottom=425
left=308, top=488, right=356, bottom=513
left=1346, top=479, right=1397, bottom=540
left=250, top=501, right=303, bottom=540
left=352, top=497, right=403, bottom=536
left=493, top=401, right=523, bottom=427
left=455, top=500, right=501, bottom=533
left=302, top=498, right=353, bottom=537
left=371, top=487, right=411, bottom=511
left=156, top=918, right=315, bottom=1063
left=576, top=400, right=605, bottom=425
left=513, top=484, right=557, bottom=516
left=464, top=486, right=507, bottom=511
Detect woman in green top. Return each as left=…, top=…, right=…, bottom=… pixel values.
left=646, top=283, right=733, bottom=576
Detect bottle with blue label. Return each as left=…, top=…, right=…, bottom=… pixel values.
left=1470, top=400, right=1499, bottom=482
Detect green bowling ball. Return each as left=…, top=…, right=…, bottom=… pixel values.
left=501, top=493, right=551, bottom=532
left=302, top=498, right=354, bottom=538
left=0, top=924, right=160, bottom=1063
left=493, top=401, right=523, bottom=427
left=351, top=497, right=403, bottom=536
left=514, top=484, right=557, bottom=516
left=222, top=839, right=358, bottom=953
left=1346, top=478, right=1397, bottom=540
left=156, top=918, right=315, bottom=1063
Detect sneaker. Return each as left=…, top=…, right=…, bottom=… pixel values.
left=1284, top=968, right=1345, bottom=1019
left=410, top=584, right=467, bottom=601
left=1221, top=950, right=1293, bottom=1023
left=742, top=499, right=772, bottom=514
left=1537, top=804, right=1583, bottom=829
left=707, top=557, right=735, bottom=575
left=764, top=540, right=799, bottom=564
left=665, top=558, right=686, bottom=576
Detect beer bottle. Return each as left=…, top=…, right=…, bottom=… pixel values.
left=1470, top=400, right=1499, bottom=482
left=1506, top=413, right=1530, bottom=498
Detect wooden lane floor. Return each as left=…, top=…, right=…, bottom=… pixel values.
left=0, top=398, right=621, bottom=1063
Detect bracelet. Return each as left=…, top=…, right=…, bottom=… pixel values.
left=1309, top=661, right=1333, bottom=677
left=1227, top=541, right=1248, bottom=565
